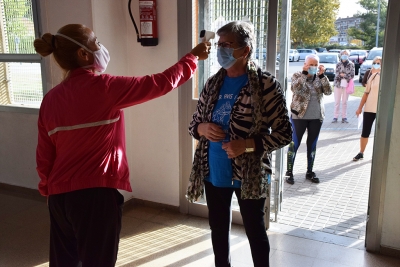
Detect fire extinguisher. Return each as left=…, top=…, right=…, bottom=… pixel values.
left=128, top=0, right=158, bottom=46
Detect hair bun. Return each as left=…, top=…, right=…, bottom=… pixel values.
left=33, top=33, right=54, bottom=57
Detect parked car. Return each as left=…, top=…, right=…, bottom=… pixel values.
left=315, top=47, right=328, bottom=53
left=329, top=49, right=341, bottom=53
left=349, top=50, right=368, bottom=75
left=317, top=52, right=340, bottom=81
left=289, top=49, right=300, bottom=62
left=297, top=49, right=317, bottom=60
left=276, top=50, right=300, bottom=62
left=359, top=47, right=383, bottom=82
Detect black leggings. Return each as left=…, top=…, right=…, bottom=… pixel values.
left=204, top=181, right=270, bottom=267
left=287, top=117, right=323, bottom=172
left=361, top=112, right=376, bottom=138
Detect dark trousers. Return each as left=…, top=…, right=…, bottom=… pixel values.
left=204, top=181, right=270, bottom=267
left=48, top=187, right=124, bottom=267
left=287, top=118, right=323, bottom=172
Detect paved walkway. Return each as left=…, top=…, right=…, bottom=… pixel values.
left=273, top=92, right=373, bottom=240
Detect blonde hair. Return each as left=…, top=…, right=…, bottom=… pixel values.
left=373, top=56, right=382, bottom=64
left=33, top=24, right=92, bottom=72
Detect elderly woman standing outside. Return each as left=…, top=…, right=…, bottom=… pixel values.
left=353, top=56, right=382, bottom=161
left=285, top=54, right=332, bottom=185
left=186, top=21, right=292, bottom=267
left=332, top=49, right=355, bottom=123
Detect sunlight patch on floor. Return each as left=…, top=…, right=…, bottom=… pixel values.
left=116, top=224, right=210, bottom=266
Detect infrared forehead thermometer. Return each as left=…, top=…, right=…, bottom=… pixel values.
left=200, top=30, right=215, bottom=42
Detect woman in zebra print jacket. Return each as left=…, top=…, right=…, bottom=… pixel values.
left=186, top=21, right=292, bottom=267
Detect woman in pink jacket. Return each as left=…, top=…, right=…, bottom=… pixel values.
left=34, top=24, right=210, bottom=267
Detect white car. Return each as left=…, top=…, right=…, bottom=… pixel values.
left=297, top=49, right=317, bottom=60
left=289, top=49, right=300, bottom=62
left=317, top=52, right=340, bottom=81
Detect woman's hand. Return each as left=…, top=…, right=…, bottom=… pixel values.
left=317, top=65, right=325, bottom=75
left=190, top=42, right=211, bottom=60
left=222, top=140, right=246, bottom=159
left=356, top=108, right=362, bottom=117
left=197, top=123, right=226, bottom=142
left=302, top=62, right=310, bottom=72
left=340, top=72, right=345, bottom=77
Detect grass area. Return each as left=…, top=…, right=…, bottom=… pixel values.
left=352, top=85, right=365, bottom=98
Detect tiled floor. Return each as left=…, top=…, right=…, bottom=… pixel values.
left=1, top=91, right=396, bottom=267
left=1, top=190, right=400, bottom=267
left=271, top=93, right=373, bottom=240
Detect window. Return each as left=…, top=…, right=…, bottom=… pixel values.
left=196, top=0, right=269, bottom=98
left=0, top=0, right=44, bottom=108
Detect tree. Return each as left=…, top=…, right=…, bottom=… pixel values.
left=347, top=0, right=387, bottom=49
left=290, top=0, right=340, bottom=47
left=1, top=0, right=33, bottom=53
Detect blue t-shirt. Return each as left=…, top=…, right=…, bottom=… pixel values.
left=205, top=73, right=248, bottom=188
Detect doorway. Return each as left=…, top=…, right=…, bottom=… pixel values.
left=179, top=0, right=395, bottom=251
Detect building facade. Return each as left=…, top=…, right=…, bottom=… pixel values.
left=330, top=16, right=363, bottom=45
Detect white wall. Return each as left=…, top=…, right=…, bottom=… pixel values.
left=0, top=112, right=38, bottom=188
left=0, top=0, right=182, bottom=207
left=123, top=0, right=181, bottom=206
left=381, top=58, right=400, bottom=249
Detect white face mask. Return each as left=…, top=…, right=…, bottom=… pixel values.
left=55, top=33, right=110, bottom=73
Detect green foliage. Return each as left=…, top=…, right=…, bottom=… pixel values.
left=353, top=85, right=366, bottom=98
left=2, top=0, right=35, bottom=53
left=291, top=0, right=340, bottom=47
left=347, top=0, right=387, bottom=49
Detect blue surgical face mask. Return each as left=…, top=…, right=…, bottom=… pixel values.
left=341, top=55, right=348, bottom=61
left=217, top=47, right=243, bottom=69
left=372, top=63, right=381, bottom=69
left=308, top=66, right=318, bottom=75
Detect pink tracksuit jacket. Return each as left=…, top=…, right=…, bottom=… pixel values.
left=36, top=54, right=197, bottom=196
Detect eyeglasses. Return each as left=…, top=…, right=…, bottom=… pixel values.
left=214, top=41, right=234, bottom=49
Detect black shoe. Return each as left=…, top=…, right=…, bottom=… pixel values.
left=305, top=171, right=320, bottom=183
left=285, top=171, right=294, bottom=184
left=353, top=152, right=364, bottom=161
left=342, top=118, right=349, bottom=123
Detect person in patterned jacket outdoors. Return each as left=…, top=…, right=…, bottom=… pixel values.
left=285, top=54, right=332, bottom=185
left=186, top=21, right=292, bottom=267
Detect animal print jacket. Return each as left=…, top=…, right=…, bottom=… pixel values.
left=290, top=72, right=332, bottom=119
left=334, top=60, right=355, bottom=88
left=186, top=61, right=292, bottom=202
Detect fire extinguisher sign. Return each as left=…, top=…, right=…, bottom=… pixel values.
left=139, top=0, right=157, bottom=38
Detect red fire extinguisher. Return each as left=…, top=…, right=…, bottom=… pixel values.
left=128, top=0, right=158, bottom=46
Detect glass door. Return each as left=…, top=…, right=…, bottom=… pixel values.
left=179, top=0, right=282, bottom=227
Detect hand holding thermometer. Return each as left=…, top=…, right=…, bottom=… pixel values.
left=200, top=30, right=215, bottom=42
